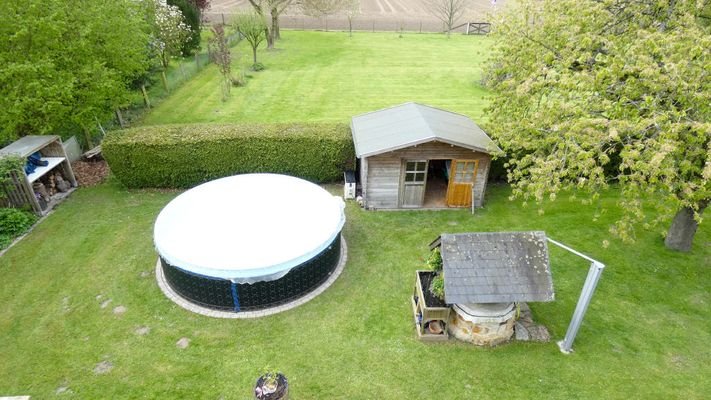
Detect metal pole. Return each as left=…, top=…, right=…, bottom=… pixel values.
left=558, top=261, right=604, bottom=353
left=547, top=238, right=606, bottom=354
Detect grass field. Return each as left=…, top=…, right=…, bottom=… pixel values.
left=0, top=181, right=709, bottom=398
left=141, top=31, right=491, bottom=125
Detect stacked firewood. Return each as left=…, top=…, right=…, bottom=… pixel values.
left=33, top=172, right=71, bottom=201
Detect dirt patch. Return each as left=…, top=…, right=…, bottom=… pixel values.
left=135, top=326, right=151, bottom=336
left=71, top=160, right=109, bottom=187
left=176, top=337, right=191, bottom=349
left=93, top=360, right=114, bottom=375
left=113, top=305, right=127, bottom=315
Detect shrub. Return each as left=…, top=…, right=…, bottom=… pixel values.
left=251, top=62, right=265, bottom=71
left=430, top=272, right=444, bottom=300
left=427, top=248, right=442, bottom=271
left=103, top=123, right=356, bottom=189
left=0, top=207, right=37, bottom=247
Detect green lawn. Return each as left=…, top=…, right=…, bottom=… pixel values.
left=141, top=31, right=491, bottom=125
left=0, top=182, right=709, bottom=398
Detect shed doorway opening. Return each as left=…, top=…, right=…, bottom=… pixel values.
left=424, top=160, right=449, bottom=208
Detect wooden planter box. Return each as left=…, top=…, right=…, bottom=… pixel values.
left=412, top=270, right=451, bottom=342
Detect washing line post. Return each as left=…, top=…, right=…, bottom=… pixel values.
left=547, top=238, right=606, bottom=354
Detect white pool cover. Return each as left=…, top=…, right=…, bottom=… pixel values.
left=154, top=174, right=345, bottom=284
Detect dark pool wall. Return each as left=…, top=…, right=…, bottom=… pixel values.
left=162, top=234, right=342, bottom=312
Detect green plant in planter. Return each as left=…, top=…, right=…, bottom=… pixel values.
left=430, top=272, right=445, bottom=300
left=255, top=367, right=288, bottom=399
left=427, top=248, right=445, bottom=300
left=427, top=247, right=442, bottom=271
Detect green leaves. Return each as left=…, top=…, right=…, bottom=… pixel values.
left=0, top=0, right=150, bottom=144
left=485, top=0, right=710, bottom=245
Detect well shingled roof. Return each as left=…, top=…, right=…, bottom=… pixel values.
left=433, top=231, right=555, bottom=304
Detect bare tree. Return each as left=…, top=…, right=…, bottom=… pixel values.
left=300, top=0, right=342, bottom=17
left=233, top=13, right=267, bottom=65
left=341, top=0, right=360, bottom=37
left=426, top=0, right=468, bottom=38
left=209, top=24, right=231, bottom=101
left=300, top=0, right=343, bottom=30
left=247, top=0, right=293, bottom=48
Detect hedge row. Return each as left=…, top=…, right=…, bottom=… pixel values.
left=103, top=123, right=355, bottom=188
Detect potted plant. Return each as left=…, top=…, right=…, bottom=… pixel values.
left=254, top=368, right=288, bottom=400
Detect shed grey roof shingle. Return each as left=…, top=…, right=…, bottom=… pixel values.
left=351, top=102, right=502, bottom=158
left=435, top=231, right=555, bottom=304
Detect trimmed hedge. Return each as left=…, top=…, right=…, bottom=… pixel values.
left=103, top=123, right=355, bottom=188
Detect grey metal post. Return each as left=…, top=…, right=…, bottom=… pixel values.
left=547, top=238, right=606, bottom=354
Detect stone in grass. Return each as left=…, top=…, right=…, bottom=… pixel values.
left=176, top=337, right=190, bottom=349
left=93, top=360, right=114, bottom=375
left=62, top=296, right=71, bottom=313
left=135, top=326, right=151, bottom=336
left=514, top=321, right=530, bottom=341
left=100, top=299, right=112, bottom=309
left=527, top=325, right=551, bottom=342
left=56, top=385, right=72, bottom=395
left=113, top=305, right=127, bottom=315
left=140, top=271, right=151, bottom=278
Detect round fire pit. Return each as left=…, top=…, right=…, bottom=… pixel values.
left=154, top=174, right=345, bottom=315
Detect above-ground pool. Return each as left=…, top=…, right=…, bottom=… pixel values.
left=154, top=174, right=346, bottom=316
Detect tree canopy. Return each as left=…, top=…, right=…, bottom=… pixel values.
left=0, top=0, right=151, bottom=145
left=485, top=0, right=710, bottom=251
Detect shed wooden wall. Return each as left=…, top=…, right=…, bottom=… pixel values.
left=362, top=141, right=491, bottom=209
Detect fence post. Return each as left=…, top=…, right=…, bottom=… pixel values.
left=221, top=13, right=226, bottom=25
left=140, top=84, right=151, bottom=109
left=115, top=109, right=126, bottom=129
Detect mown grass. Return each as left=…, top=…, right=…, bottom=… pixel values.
left=141, top=30, right=491, bottom=125
left=0, top=181, right=708, bottom=399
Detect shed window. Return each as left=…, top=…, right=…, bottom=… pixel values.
left=453, top=160, right=477, bottom=183
left=404, top=161, right=427, bottom=183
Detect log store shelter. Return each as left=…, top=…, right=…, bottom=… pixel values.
left=351, top=103, right=501, bottom=210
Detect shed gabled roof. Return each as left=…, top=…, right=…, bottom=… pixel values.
left=351, top=102, right=501, bottom=158
left=432, top=231, right=554, bottom=304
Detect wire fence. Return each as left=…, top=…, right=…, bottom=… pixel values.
left=102, top=31, right=242, bottom=136
left=204, top=12, right=490, bottom=34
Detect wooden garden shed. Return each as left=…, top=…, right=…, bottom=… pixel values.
left=351, top=103, right=501, bottom=210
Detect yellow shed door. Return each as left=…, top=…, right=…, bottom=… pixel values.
left=446, top=160, right=479, bottom=207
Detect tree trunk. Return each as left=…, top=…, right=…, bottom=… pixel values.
left=253, top=47, right=258, bottom=64
left=664, top=202, right=708, bottom=252
left=82, top=125, right=93, bottom=149
left=160, top=70, right=169, bottom=92
left=271, top=9, right=280, bottom=40
left=266, top=27, right=274, bottom=49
